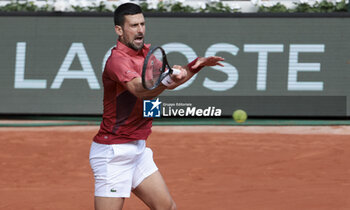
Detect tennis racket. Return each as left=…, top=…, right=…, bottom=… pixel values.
left=142, top=46, right=181, bottom=90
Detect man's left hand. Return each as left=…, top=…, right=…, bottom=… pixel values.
left=192, top=56, right=225, bottom=69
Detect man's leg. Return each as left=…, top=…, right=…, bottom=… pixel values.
left=94, top=197, right=125, bottom=210
left=132, top=170, right=176, bottom=210
left=90, top=142, right=140, bottom=210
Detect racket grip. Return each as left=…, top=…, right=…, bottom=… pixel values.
left=161, top=75, right=174, bottom=87
left=171, top=68, right=181, bottom=75
left=162, top=68, right=182, bottom=87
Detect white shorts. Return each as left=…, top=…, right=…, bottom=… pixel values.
left=89, top=140, right=158, bottom=198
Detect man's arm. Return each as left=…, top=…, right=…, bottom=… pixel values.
left=125, top=77, right=167, bottom=99
left=167, top=56, right=225, bottom=90
left=125, top=56, right=224, bottom=98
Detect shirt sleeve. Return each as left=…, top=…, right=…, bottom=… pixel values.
left=105, top=56, right=140, bottom=83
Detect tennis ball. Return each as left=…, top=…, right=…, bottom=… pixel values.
left=233, top=109, right=247, bottom=123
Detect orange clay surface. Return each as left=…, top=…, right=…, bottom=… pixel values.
left=0, top=125, right=350, bottom=210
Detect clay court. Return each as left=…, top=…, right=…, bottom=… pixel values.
left=1, top=125, right=350, bottom=210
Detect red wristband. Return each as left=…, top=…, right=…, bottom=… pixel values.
left=187, top=57, right=203, bottom=74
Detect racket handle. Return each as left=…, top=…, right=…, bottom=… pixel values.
left=161, top=75, right=174, bottom=87
left=171, top=68, right=181, bottom=75
left=162, top=68, right=181, bottom=87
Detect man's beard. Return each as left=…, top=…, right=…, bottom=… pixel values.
left=125, top=33, right=144, bottom=51
left=126, top=40, right=144, bottom=51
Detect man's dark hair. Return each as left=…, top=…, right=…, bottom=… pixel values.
left=114, top=3, right=143, bottom=26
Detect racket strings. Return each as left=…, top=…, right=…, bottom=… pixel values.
left=144, top=48, right=164, bottom=89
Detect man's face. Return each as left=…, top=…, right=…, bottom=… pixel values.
left=116, top=13, right=145, bottom=51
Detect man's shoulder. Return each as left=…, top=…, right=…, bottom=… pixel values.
left=106, top=49, right=132, bottom=68
left=111, top=46, right=131, bottom=59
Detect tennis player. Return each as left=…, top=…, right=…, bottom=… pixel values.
left=89, top=3, right=224, bottom=210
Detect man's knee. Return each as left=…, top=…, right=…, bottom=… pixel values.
left=153, top=199, right=176, bottom=210
left=169, top=200, right=176, bottom=210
